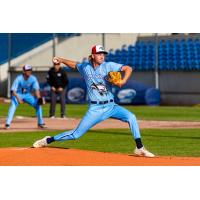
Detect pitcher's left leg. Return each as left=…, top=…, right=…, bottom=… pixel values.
left=53, top=107, right=104, bottom=141
left=33, top=105, right=105, bottom=148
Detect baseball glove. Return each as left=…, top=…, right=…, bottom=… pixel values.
left=107, top=71, right=122, bottom=85
left=37, top=97, right=45, bottom=105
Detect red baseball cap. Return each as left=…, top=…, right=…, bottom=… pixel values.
left=91, top=45, right=108, bottom=54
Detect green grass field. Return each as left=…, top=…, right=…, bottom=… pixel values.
left=1, top=103, right=200, bottom=121
left=1, top=103, right=200, bottom=157
left=1, top=129, right=200, bottom=157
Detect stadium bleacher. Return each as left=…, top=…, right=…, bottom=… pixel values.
left=105, top=37, right=200, bottom=71
left=2, top=33, right=200, bottom=71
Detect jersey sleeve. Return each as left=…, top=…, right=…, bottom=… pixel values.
left=76, top=62, right=83, bottom=73
left=11, top=76, right=20, bottom=92
left=108, top=62, right=124, bottom=72
left=76, top=62, right=85, bottom=77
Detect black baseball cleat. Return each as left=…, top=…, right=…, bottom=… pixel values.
left=38, top=124, right=47, bottom=129
left=5, top=124, right=10, bottom=129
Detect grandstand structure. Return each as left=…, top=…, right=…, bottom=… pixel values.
left=105, top=34, right=200, bottom=71
left=0, top=33, right=80, bottom=65
left=1, top=33, right=200, bottom=105
left=104, top=33, right=200, bottom=105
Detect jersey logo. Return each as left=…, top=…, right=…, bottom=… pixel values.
left=91, top=82, right=108, bottom=96
left=22, top=88, right=28, bottom=93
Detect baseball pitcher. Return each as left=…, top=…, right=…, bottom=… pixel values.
left=33, top=45, right=155, bottom=157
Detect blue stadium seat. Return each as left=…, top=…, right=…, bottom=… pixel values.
left=105, top=37, right=200, bottom=71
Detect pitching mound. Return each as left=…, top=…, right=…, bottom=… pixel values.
left=0, top=147, right=200, bottom=166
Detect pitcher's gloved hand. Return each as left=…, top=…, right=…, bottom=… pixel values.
left=107, top=71, right=122, bottom=86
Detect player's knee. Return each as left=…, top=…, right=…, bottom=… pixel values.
left=127, top=114, right=137, bottom=123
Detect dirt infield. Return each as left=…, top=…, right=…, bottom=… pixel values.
left=1, top=147, right=200, bottom=166
left=1, top=117, right=200, bottom=132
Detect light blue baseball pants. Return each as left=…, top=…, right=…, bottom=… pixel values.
left=54, top=102, right=141, bottom=141
left=6, top=93, right=44, bottom=125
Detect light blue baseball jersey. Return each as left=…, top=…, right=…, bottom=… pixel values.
left=76, top=61, right=123, bottom=101
left=11, top=74, right=40, bottom=94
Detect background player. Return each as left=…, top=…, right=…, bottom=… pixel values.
left=5, top=65, right=46, bottom=129
left=33, top=45, right=155, bottom=157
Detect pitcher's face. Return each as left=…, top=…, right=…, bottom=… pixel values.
left=92, top=53, right=105, bottom=65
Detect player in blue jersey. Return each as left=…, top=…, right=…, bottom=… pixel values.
left=33, top=45, right=155, bottom=157
left=5, top=65, right=46, bottom=129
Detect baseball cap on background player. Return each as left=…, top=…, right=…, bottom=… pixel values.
left=91, top=45, right=108, bottom=54
left=23, top=64, right=32, bottom=71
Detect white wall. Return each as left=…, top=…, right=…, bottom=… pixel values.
left=56, top=33, right=139, bottom=61
left=10, top=33, right=139, bottom=65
